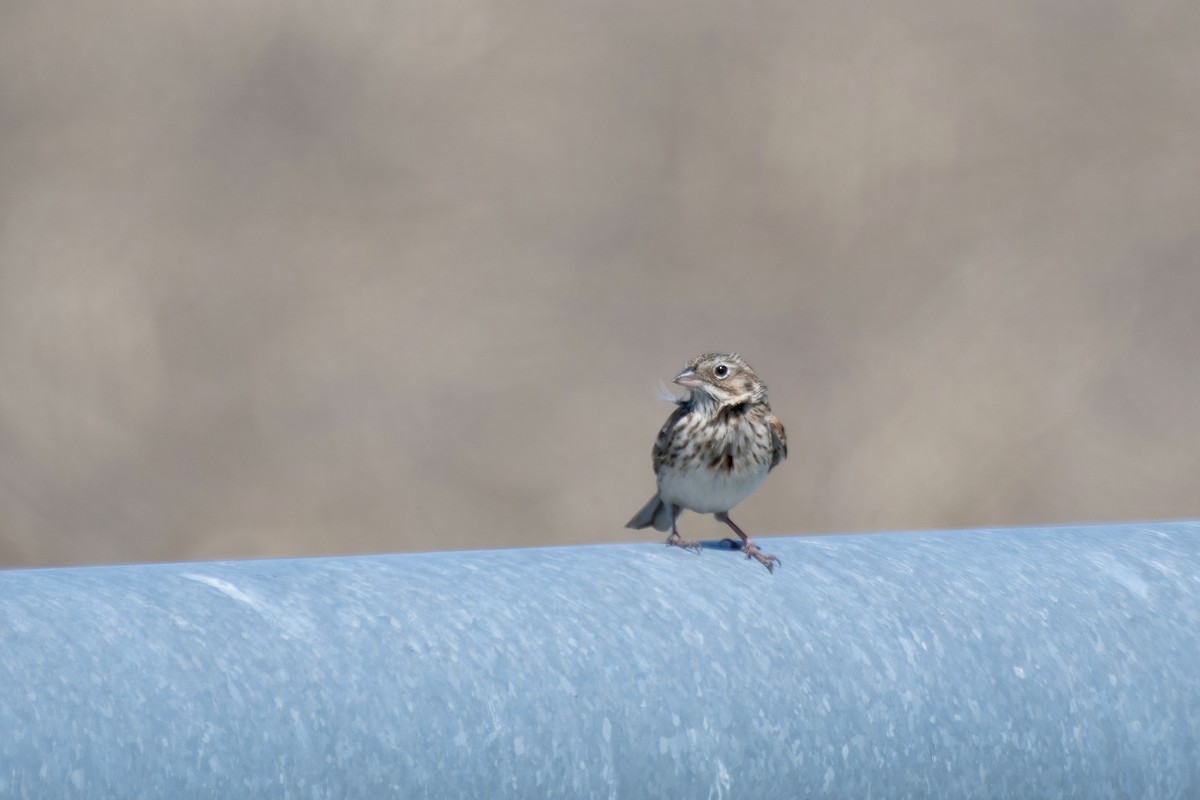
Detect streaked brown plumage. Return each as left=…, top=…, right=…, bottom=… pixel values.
left=626, top=353, right=786, bottom=572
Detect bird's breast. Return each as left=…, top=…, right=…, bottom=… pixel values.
left=655, top=412, right=773, bottom=514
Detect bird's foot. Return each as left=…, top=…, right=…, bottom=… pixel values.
left=665, top=531, right=702, bottom=555
left=741, top=541, right=780, bottom=573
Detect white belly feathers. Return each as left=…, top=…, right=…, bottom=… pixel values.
left=656, top=459, right=769, bottom=514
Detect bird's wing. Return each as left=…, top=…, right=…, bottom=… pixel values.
left=652, top=404, right=690, bottom=474
left=767, top=413, right=787, bottom=470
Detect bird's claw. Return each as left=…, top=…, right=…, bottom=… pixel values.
left=741, top=542, right=780, bottom=573
left=665, top=533, right=702, bottom=555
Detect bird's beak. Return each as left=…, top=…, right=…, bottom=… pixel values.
left=672, top=368, right=704, bottom=389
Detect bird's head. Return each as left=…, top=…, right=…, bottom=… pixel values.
left=672, top=353, right=766, bottom=407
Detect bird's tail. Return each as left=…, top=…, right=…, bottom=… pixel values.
left=626, top=494, right=673, bottom=532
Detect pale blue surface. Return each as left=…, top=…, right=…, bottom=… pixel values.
left=2, top=522, right=1199, bottom=798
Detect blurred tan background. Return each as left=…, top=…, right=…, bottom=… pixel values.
left=1, top=0, right=1198, bottom=567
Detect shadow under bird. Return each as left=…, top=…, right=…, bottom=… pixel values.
left=627, top=353, right=787, bottom=572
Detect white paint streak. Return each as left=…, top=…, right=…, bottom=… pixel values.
left=182, top=574, right=261, bottom=608
left=180, top=573, right=314, bottom=639
left=708, top=758, right=731, bottom=800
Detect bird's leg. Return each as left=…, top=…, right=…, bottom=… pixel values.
left=714, top=512, right=779, bottom=573
left=664, top=505, right=701, bottom=554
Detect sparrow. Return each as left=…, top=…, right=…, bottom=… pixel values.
left=627, top=353, right=786, bottom=572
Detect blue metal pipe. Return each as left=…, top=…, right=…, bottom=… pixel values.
left=2, top=522, right=1199, bottom=798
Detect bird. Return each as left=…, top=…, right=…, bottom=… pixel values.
left=626, top=353, right=786, bottom=572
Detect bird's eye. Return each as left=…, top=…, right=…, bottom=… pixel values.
left=714, top=364, right=729, bottom=379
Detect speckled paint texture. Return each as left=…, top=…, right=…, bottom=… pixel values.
left=2, top=522, right=1199, bottom=798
